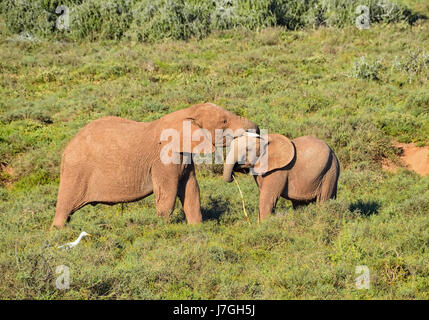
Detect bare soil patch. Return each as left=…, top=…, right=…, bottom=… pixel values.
left=383, top=143, right=429, bottom=176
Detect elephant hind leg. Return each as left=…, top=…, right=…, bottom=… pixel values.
left=317, top=181, right=333, bottom=203
left=317, top=176, right=337, bottom=203
left=317, top=154, right=340, bottom=203
left=50, top=176, right=88, bottom=230
left=51, top=201, right=81, bottom=230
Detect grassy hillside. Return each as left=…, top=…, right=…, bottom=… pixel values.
left=0, top=1, right=428, bottom=299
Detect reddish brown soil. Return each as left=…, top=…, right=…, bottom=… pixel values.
left=383, top=143, right=429, bottom=176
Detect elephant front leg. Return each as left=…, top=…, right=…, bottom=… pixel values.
left=152, top=174, right=179, bottom=222
left=178, top=164, right=202, bottom=224
left=258, top=176, right=282, bottom=222
left=258, top=191, right=279, bottom=222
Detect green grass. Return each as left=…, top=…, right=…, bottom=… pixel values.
left=0, top=1, right=428, bottom=299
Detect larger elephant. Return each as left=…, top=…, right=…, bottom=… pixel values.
left=51, top=103, right=258, bottom=229
left=223, top=133, right=340, bottom=221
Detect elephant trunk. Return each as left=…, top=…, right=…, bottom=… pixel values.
left=240, top=117, right=259, bottom=135
left=223, top=139, right=240, bottom=183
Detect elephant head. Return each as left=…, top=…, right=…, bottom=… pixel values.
left=223, top=133, right=295, bottom=182
left=160, top=103, right=259, bottom=154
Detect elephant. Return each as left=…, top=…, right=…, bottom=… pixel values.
left=223, top=133, right=340, bottom=221
left=50, top=103, right=259, bottom=229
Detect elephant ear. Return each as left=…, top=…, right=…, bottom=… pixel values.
left=253, top=134, right=295, bottom=174
left=160, top=119, right=216, bottom=155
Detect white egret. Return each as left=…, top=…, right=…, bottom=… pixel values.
left=58, top=231, right=91, bottom=249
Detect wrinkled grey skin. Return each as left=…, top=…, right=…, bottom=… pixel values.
left=224, top=134, right=340, bottom=221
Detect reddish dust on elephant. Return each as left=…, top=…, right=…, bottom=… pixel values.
left=223, top=134, right=340, bottom=221
left=51, top=103, right=259, bottom=229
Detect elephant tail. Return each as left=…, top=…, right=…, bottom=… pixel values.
left=318, top=151, right=340, bottom=202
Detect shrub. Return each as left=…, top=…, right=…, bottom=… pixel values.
left=405, top=91, right=429, bottom=117
left=0, top=0, right=53, bottom=37
left=378, top=112, right=427, bottom=143
left=290, top=117, right=398, bottom=170
left=269, top=0, right=319, bottom=29
left=318, top=0, right=411, bottom=27
left=0, top=0, right=420, bottom=41
left=0, top=106, right=53, bottom=124
left=351, top=56, right=383, bottom=81
left=127, top=0, right=212, bottom=42
left=69, top=0, right=133, bottom=41
left=210, top=0, right=240, bottom=30
left=391, top=49, right=429, bottom=83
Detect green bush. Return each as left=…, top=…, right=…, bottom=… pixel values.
left=0, top=0, right=53, bottom=37
left=0, top=0, right=420, bottom=41
left=318, top=0, right=411, bottom=27
left=405, top=90, right=429, bottom=117
left=392, top=49, right=429, bottom=83
left=69, top=0, right=133, bottom=40
left=289, top=117, right=398, bottom=170
left=0, top=105, right=53, bottom=124
left=351, top=56, right=383, bottom=81
left=378, top=112, right=427, bottom=143
left=269, top=0, right=320, bottom=29
left=127, top=0, right=212, bottom=42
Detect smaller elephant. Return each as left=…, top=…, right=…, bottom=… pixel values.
left=223, top=133, right=340, bottom=221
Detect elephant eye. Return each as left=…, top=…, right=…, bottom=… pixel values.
left=223, top=119, right=227, bottom=124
